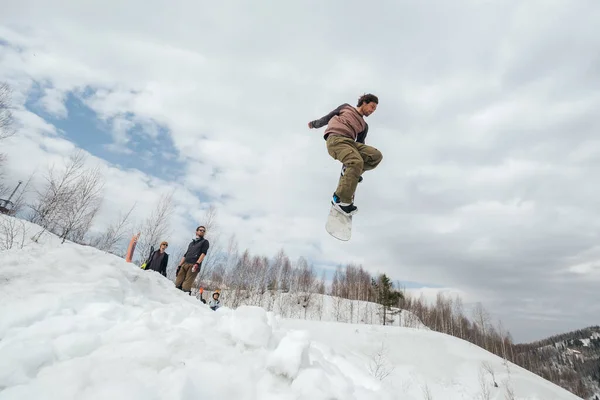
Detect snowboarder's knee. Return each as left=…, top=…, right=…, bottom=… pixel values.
left=373, top=149, right=383, bottom=164
left=345, top=157, right=364, bottom=170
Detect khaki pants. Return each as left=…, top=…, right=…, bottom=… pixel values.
left=175, top=262, right=199, bottom=293
left=326, top=134, right=383, bottom=203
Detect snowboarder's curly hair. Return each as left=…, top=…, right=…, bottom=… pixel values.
left=357, top=93, right=378, bottom=107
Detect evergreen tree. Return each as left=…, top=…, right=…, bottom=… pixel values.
left=372, top=273, right=403, bottom=325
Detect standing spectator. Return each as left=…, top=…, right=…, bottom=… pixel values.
left=175, top=226, right=210, bottom=294
left=145, top=241, right=169, bottom=277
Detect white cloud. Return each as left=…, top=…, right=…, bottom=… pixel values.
left=37, top=87, right=68, bottom=118
left=12, top=109, right=58, bottom=136
left=1, top=0, right=600, bottom=343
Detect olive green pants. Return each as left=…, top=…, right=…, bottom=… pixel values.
left=175, top=262, right=199, bottom=293
left=326, top=134, right=383, bottom=203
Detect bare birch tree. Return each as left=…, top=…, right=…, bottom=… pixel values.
left=263, top=250, right=282, bottom=311
left=56, top=164, right=104, bottom=244
left=134, top=190, right=175, bottom=264
left=473, top=302, right=491, bottom=350
left=453, top=294, right=465, bottom=338
left=90, top=202, right=137, bottom=254
left=295, top=257, right=317, bottom=318
left=195, top=205, right=222, bottom=283
left=228, top=249, right=252, bottom=308
left=266, top=252, right=281, bottom=292
left=0, top=153, right=6, bottom=198
left=200, top=204, right=219, bottom=232
left=0, top=82, right=15, bottom=141
left=330, top=267, right=342, bottom=297
left=209, top=262, right=227, bottom=289
left=313, top=271, right=327, bottom=320
left=248, top=255, right=268, bottom=305
left=210, top=232, right=239, bottom=295
left=316, top=270, right=326, bottom=295
left=29, top=151, right=85, bottom=231
left=0, top=82, right=16, bottom=197
left=279, top=251, right=293, bottom=293
left=225, top=233, right=239, bottom=270
left=0, top=214, right=27, bottom=250
left=29, top=150, right=102, bottom=242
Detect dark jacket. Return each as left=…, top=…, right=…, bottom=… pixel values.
left=146, top=250, right=169, bottom=277
left=183, top=237, right=210, bottom=265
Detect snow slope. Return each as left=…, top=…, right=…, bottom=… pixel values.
left=0, top=217, right=584, bottom=399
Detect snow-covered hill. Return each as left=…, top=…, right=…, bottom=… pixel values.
left=0, top=216, right=584, bottom=399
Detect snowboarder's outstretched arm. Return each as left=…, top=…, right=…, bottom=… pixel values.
left=308, top=104, right=347, bottom=129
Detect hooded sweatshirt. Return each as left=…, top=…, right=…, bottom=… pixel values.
left=309, top=103, right=369, bottom=143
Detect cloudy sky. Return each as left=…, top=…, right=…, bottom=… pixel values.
left=1, top=0, right=599, bottom=343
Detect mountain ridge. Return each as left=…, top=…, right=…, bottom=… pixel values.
left=513, top=325, right=600, bottom=399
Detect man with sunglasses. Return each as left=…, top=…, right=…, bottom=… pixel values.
left=175, top=226, right=210, bottom=294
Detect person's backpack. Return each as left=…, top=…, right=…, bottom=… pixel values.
left=140, top=246, right=155, bottom=269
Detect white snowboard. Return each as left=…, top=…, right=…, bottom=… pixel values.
left=325, top=205, right=352, bottom=241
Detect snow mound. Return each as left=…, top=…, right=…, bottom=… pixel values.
left=217, top=305, right=274, bottom=349
left=0, top=216, right=584, bottom=399
left=0, top=235, right=391, bottom=399
left=266, top=329, right=310, bottom=379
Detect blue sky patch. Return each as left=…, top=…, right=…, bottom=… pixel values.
left=25, top=88, right=182, bottom=179
left=22, top=84, right=214, bottom=205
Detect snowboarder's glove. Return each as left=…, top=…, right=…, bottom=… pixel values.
left=192, top=263, right=199, bottom=272
left=176, top=265, right=182, bottom=275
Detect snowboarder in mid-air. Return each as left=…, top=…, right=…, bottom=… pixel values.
left=308, top=93, right=382, bottom=217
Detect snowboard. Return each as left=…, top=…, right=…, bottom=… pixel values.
left=326, top=205, right=352, bottom=241
left=325, top=165, right=355, bottom=241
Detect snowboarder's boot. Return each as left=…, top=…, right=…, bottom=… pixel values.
left=332, top=193, right=358, bottom=216
left=341, top=165, right=363, bottom=182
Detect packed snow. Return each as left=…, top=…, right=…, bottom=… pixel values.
left=0, top=216, right=584, bottom=399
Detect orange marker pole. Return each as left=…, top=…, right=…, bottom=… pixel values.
left=125, top=232, right=141, bottom=262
